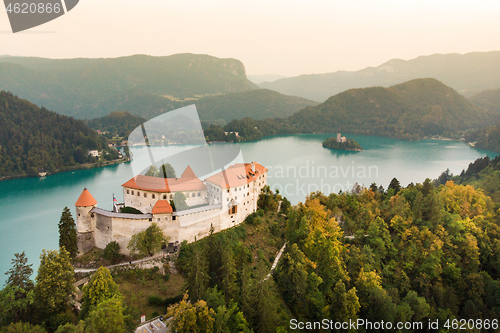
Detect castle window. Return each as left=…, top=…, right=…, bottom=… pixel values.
left=192, top=193, right=195, bottom=198
left=157, top=218, right=161, bottom=222
left=152, top=194, right=155, bottom=199
left=127, top=190, right=130, bottom=194
left=144, top=193, right=147, bottom=198
left=172, top=216, right=176, bottom=220
left=131, top=190, right=134, bottom=195
left=163, top=195, right=166, bottom=200
left=198, top=192, right=201, bottom=197
left=137, top=192, right=140, bottom=196
left=227, top=189, right=229, bottom=193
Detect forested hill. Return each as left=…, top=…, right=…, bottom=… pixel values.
left=84, top=89, right=317, bottom=126
left=0, top=91, right=107, bottom=178
left=193, top=89, right=317, bottom=123
left=292, top=78, right=497, bottom=139
left=260, top=51, right=500, bottom=102
left=464, top=123, right=500, bottom=153
left=86, top=111, right=146, bottom=138
left=469, top=87, right=500, bottom=115
left=0, top=54, right=258, bottom=119
left=209, top=78, right=497, bottom=141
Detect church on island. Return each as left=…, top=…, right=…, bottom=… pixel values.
left=75, top=162, right=268, bottom=255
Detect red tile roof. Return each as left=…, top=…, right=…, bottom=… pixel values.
left=181, top=165, right=197, bottom=179
left=205, top=162, right=267, bottom=189
left=122, top=166, right=206, bottom=192
left=75, top=188, right=98, bottom=207
left=152, top=200, right=173, bottom=214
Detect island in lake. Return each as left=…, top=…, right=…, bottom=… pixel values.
left=322, top=133, right=363, bottom=151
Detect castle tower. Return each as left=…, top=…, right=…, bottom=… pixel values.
left=75, top=188, right=98, bottom=254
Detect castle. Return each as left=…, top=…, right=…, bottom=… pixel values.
left=75, top=162, right=268, bottom=255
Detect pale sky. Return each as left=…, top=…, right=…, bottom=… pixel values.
left=0, top=0, right=499, bottom=76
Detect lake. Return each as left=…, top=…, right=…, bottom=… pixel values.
left=0, top=133, right=497, bottom=284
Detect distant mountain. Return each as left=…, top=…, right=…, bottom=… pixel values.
left=247, top=74, right=288, bottom=85
left=469, top=88, right=500, bottom=115
left=0, top=91, right=110, bottom=178
left=214, top=79, right=498, bottom=142
left=0, top=54, right=258, bottom=119
left=260, top=51, right=500, bottom=102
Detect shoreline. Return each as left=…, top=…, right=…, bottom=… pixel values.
left=0, top=157, right=130, bottom=183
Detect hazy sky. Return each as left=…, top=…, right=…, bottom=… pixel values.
left=1, top=0, right=499, bottom=76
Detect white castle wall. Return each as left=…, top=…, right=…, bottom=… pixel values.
left=75, top=205, right=94, bottom=233
left=123, top=188, right=208, bottom=213
left=76, top=169, right=268, bottom=255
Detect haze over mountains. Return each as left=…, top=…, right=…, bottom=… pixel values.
left=0, top=54, right=257, bottom=119
left=0, top=54, right=318, bottom=122
left=1, top=51, right=500, bottom=142
left=260, top=51, right=500, bottom=102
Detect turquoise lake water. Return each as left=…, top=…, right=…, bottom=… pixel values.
left=0, top=133, right=497, bottom=284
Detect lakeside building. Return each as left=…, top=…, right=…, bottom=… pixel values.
left=75, top=162, right=268, bottom=255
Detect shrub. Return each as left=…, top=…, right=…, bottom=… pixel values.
left=120, top=206, right=143, bottom=214
left=103, top=241, right=121, bottom=263
left=148, top=295, right=164, bottom=306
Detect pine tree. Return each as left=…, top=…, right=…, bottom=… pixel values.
left=187, top=247, right=209, bottom=302
left=388, top=177, right=401, bottom=194
left=159, top=163, right=176, bottom=178
left=58, top=207, right=78, bottom=259
left=5, top=251, right=33, bottom=290
left=1, top=252, right=35, bottom=325
left=220, top=244, right=237, bottom=303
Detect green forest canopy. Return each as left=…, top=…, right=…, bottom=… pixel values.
left=0, top=91, right=111, bottom=178
left=205, top=78, right=500, bottom=142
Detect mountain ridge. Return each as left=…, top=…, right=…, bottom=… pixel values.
left=0, top=53, right=258, bottom=119
left=260, top=51, right=500, bottom=102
